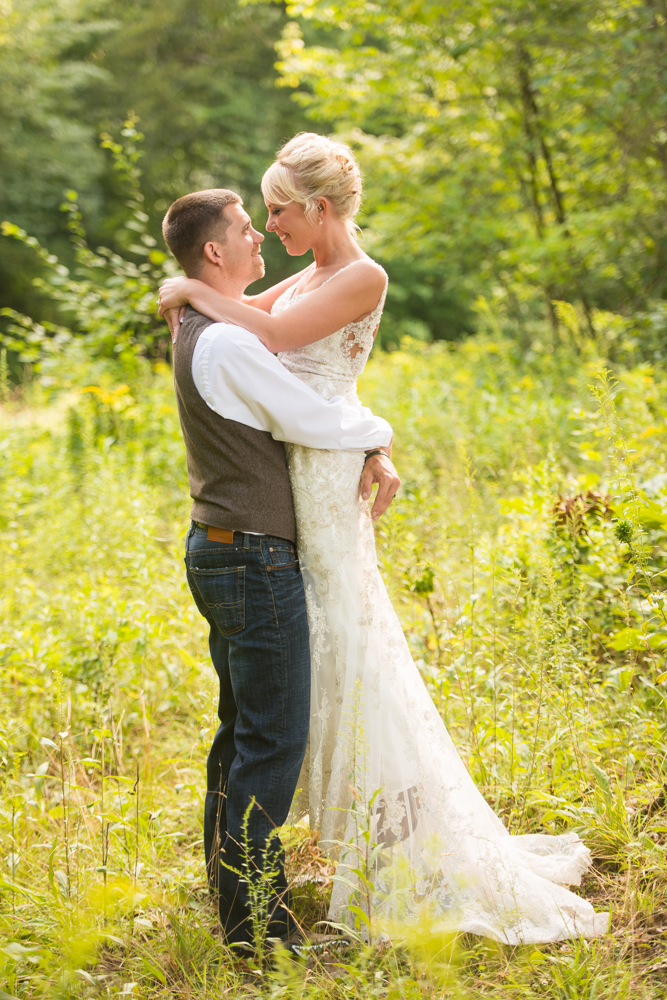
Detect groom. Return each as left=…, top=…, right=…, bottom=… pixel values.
left=161, top=188, right=400, bottom=948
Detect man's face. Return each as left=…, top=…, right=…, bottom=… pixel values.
left=217, top=202, right=265, bottom=285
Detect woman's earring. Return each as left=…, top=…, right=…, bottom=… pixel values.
left=319, top=217, right=323, bottom=225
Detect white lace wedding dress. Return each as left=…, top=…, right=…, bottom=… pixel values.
left=272, top=262, right=609, bottom=944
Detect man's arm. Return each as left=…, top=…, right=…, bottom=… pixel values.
left=192, top=323, right=400, bottom=518
left=193, top=323, right=392, bottom=451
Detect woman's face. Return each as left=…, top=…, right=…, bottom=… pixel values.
left=265, top=199, right=317, bottom=256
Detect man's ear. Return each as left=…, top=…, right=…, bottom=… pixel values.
left=202, top=241, right=225, bottom=266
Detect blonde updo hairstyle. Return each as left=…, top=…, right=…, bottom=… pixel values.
left=261, top=132, right=362, bottom=236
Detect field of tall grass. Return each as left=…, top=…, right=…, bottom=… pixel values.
left=1, top=329, right=667, bottom=998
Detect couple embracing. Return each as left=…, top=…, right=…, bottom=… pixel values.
left=159, top=133, right=609, bottom=951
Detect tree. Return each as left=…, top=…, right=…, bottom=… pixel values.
left=0, top=0, right=113, bottom=315
left=0, top=0, right=309, bottom=321
left=264, top=0, right=667, bottom=337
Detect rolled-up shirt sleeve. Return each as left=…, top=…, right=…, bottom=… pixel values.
left=191, top=322, right=392, bottom=451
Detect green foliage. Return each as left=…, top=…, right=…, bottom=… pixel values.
left=1, top=335, right=667, bottom=995
left=1, top=119, right=180, bottom=368
left=4, top=0, right=667, bottom=351
left=0, top=0, right=114, bottom=309
left=0, top=0, right=309, bottom=321
left=260, top=0, right=667, bottom=335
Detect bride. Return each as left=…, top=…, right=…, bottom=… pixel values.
left=159, top=133, right=609, bottom=944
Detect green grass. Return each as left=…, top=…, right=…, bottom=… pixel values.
left=1, top=334, right=667, bottom=997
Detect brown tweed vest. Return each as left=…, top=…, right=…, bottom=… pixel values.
left=172, top=306, right=297, bottom=542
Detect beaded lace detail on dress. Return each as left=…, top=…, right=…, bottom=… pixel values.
left=276, top=261, right=386, bottom=403
left=271, top=265, right=609, bottom=944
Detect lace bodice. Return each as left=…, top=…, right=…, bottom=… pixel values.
left=271, top=261, right=388, bottom=400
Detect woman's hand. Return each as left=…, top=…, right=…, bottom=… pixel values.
left=158, top=277, right=237, bottom=331
left=163, top=306, right=186, bottom=344
left=158, top=277, right=194, bottom=317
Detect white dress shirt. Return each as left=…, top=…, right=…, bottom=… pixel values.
left=191, top=322, right=392, bottom=450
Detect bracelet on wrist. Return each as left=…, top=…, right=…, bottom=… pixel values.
left=363, top=449, right=386, bottom=465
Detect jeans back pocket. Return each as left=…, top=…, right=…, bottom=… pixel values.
left=189, top=565, right=245, bottom=635
left=267, top=544, right=298, bottom=571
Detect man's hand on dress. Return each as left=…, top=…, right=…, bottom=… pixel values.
left=360, top=448, right=400, bottom=520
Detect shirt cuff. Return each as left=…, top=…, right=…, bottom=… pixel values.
left=372, top=416, right=393, bottom=448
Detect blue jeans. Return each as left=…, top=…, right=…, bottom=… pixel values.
left=185, top=524, right=311, bottom=944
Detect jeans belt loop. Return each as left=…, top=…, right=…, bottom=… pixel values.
left=244, top=533, right=250, bottom=550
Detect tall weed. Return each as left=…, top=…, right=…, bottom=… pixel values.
left=0, top=335, right=666, bottom=996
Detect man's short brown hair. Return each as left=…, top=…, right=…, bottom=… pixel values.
left=162, top=188, right=242, bottom=276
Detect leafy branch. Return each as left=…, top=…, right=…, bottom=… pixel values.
left=0, top=116, right=178, bottom=368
